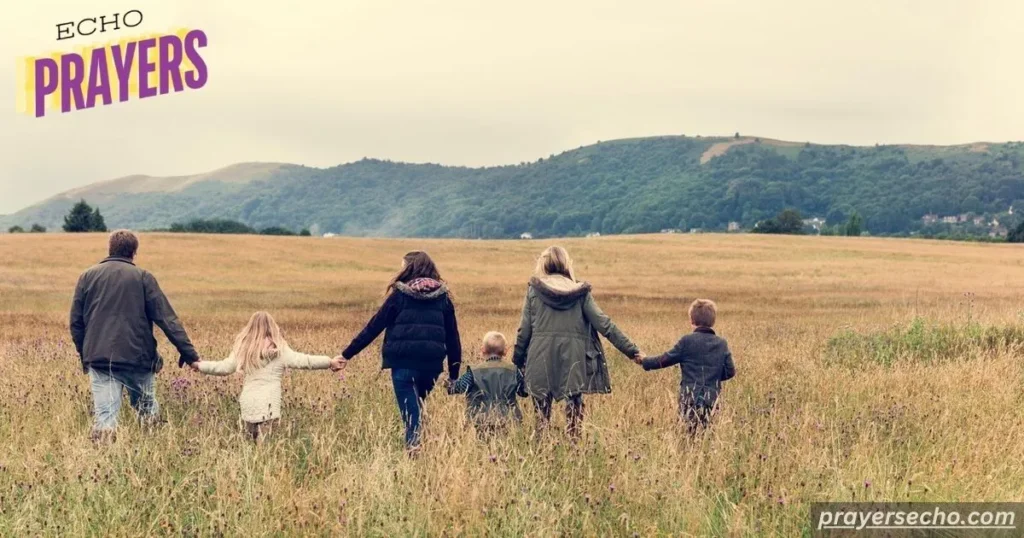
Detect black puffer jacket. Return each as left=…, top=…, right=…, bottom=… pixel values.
left=342, top=278, right=462, bottom=379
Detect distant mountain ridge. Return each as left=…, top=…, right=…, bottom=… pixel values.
left=4, top=135, right=1023, bottom=237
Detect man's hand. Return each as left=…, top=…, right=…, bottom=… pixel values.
left=330, top=356, right=348, bottom=371
left=188, top=360, right=201, bottom=372
left=632, top=352, right=646, bottom=365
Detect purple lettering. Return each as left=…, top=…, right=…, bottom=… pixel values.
left=60, top=53, right=85, bottom=113
left=137, top=38, right=157, bottom=98
left=183, top=30, right=208, bottom=90
left=85, top=48, right=112, bottom=109
left=34, top=58, right=59, bottom=117
left=158, top=35, right=184, bottom=94
left=110, top=42, right=136, bottom=102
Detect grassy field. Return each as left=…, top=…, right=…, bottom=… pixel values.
left=1, top=233, right=1023, bottom=536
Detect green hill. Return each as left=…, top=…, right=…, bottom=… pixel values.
left=4, top=135, right=1023, bottom=237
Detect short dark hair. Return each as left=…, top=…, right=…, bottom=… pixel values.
left=108, top=230, right=139, bottom=258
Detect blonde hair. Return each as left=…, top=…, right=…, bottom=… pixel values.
left=689, top=299, right=717, bottom=328
left=481, top=331, right=507, bottom=356
left=534, top=246, right=575, bottom=281
left=231, top=311, right=290, bottom=373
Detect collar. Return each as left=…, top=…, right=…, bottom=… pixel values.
left=100, top=256, right=135, bottom=266
left=693, top=326, right=716, bottom=335
left=484, top=355, right=504, bottom=362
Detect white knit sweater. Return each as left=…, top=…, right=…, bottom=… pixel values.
left=197, top=348, right=333, bottom=423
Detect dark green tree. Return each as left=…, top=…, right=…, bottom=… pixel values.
left=259, top=226, right=296, bottom=236
left=8, top=225, right=24, bottom=233
left=63, top=200, right=104, bottom=232
left=90, top=208, right=107, bottom=232
left=845, top=212, right=863, bottom=237
left=752, top=208, right=804, bottom=235
left=299, top=228, right=312, bottom=236
left=1008, top=221, right=1024, bottom=243
left=776, top=209, right=804, bottom=234
left=29, top=224, right=46, bottom=233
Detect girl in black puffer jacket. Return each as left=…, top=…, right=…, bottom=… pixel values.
left=340, top=251, right=462, bottom=450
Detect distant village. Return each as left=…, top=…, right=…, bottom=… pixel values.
left=512, top=206, right=1015, bottom=240
left=918, top=208, right=1011, bottom=238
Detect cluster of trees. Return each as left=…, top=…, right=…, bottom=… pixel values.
left=9, top=136, right=1024, bottom=240
left=1009, top=221, right=1024, bottom=243
left=63, top=200, right=107, bottom=232
left=7, top=224, right=46, bottom=233
left=751, top=209, right=863, bottom=236
left=167, top=218, right=311, bottom=236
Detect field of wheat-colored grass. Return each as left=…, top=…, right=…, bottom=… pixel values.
left=1, top=232, right=1022, bottom=536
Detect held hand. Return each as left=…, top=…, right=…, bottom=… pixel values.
left=329, top=356, right=348, bottom=371
left=632, top=352, right=646, bottom=365
left=188, top=360, right=201, bottom=372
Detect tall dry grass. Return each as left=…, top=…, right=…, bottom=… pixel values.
left=0, top=233, right=1022, bottom=536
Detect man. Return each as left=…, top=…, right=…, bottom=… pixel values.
left=70, top=230, right=200, bottom=441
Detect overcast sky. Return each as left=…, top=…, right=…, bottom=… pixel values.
left=2, top=0, right=1023, bottom=213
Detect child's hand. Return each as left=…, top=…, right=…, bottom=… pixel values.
left=188, top=360, right=202, bottom=371
left=329, top=356, right=348, bottom=371
left=632, top=352, right=645, bottom=365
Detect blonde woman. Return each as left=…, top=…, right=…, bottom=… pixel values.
left=513, top=246, right=643, bottom=438
left=191, top=311, right=344, bottom=442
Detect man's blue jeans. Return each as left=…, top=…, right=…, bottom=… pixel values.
left=390, top=368, right=439, bottom=448
left=89, top=366, right=159, bottom=433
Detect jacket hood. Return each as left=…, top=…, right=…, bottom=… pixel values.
left=394, top=278, right=449, bottom=300
left=529, top=275, right=591, bottom=310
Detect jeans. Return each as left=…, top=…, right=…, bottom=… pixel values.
left=89, top=367, right=159, bottom=433
left=533, top=393, right=585, bottom=438
left=390, top=368, right=439, bottom=448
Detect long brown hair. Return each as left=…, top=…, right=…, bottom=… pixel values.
left=385, top=251, right=444, bottom=296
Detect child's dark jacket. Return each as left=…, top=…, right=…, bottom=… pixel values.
left=642, top=327, right=735, bottom=409
left=449, top=356, right=526, bottom=424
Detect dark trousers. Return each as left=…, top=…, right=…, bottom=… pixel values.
left=681, top=401, right=714, bottom=436
left=391, top=368, right=439, bottom=448
left=533, top=393, right=585, bottom=438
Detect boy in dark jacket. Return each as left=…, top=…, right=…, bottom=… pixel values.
left=640, top=299, right=735, bottom=435
left=449, top=332, right=526, bottom=438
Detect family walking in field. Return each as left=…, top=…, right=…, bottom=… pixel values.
left=70, top=230, right=736, bottom=450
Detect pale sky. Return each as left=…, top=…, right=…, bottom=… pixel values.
left=2, top=0, right=1023, bottom=213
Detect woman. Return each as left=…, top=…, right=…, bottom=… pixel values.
left=339, top=251, right=462, bottom=450
left=513, top=246, right=642, bottom=438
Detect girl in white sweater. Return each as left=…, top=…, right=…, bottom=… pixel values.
left=191, top=311, right=343, bottom=442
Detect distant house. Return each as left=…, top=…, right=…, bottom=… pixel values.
left=585, top=232, right=601, bottom=238
left=728, top=221, right=741, bottom=232
left=802, top=217, right=826, bottom=232
left=922, top=214, right=939, bottom=225
left=660, top=228, right=681, bottom=234
left=990, top=226, right=1009, bottom=238
left=322, top=233, right=337, bottom=238
left=689, top=228, right=703, bottom=234
left=958, top=214, right=970, bottom=223
left=520, top=232, right=533, bottom=240
left=941, top=216, right=958, bottom=224
left=973, top=217, right=985, bottom=226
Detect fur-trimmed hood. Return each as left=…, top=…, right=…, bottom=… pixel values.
left=394, top=278, right=449, bottom=300
left=529, top=274, right=592, bottom=310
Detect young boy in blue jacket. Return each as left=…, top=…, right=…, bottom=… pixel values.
left=639, top=299, right=735, bottom=434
